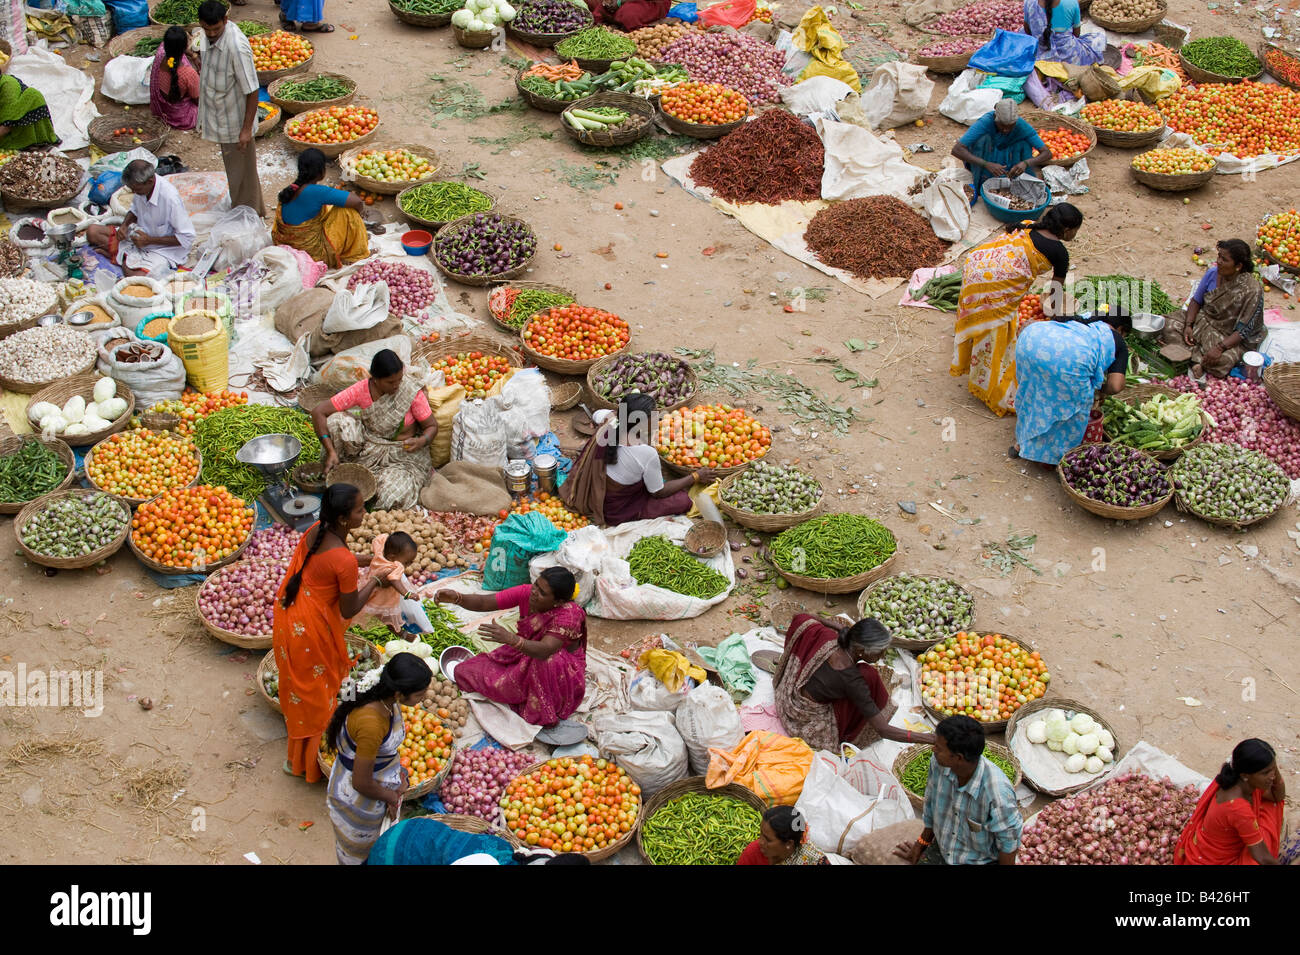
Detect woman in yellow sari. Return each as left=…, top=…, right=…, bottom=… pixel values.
left=272, top=148, right=369, bottom=268
left=951, top=203, right=1083, bottom=416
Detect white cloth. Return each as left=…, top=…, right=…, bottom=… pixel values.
left=128, top=176, right=195, bottom=267
left=7, top=47, right=97, bottom=149
left=116, top=242, right=175, bottom=276
left=196, top=22, right=258, bottom=144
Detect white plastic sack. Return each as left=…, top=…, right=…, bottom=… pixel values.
left=9, top=47, right=96, bottom=149
left=97, top=337, right=186, bottom=408
left=593, top=711, right=689, bottom=797
left=108, top=275, right=169, bottom=331
left=940, top=69, right=1001, bottom=126
left=627, top=669, right=693, bottom=712
left=795, top=748, right=916, bottom=856
left=779, top=74, right=854, bottom=117
left=254, top=246, right=306, bottom=315
left=498, top=368, right=551, bottom=455
left=913, top=165, right=971, bottom=242
left=858, top=62, right=934, bottom=130
left=100, top=55, right=152, bottom=105
left=451, top=396, right=508, bottom=469
left=815, top=117, right=924, bottom=203
left=322, top=281, right=390, bottom=334
left=319, top=334, right=413, bottom=388
left=676, top=684, right=743, bottom=775
left=202, top=206, right=272, bottom=274
left=528, top=524, right=610, bottom=610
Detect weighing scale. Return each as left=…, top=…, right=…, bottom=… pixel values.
left=44, top=221, right=83, bottom=281
left=236, top=433, right=321, bottom=531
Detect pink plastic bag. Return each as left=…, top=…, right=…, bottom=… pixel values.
left=280, top=245, right=328, bottom=288
left=740, top=702, right=788, bottom=735
left=697, top=0, right=755, bottom=27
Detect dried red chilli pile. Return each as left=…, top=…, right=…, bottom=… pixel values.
left=804, top=197, right=948, bottom=280
left=688, top=109, right=824, bottom=204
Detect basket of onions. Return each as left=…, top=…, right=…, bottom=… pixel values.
left=196, top=557, right=289, bottom=649
left=442, top=747, right=537, bottom=825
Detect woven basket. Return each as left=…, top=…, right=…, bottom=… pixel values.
left=14, top=488, right=131, bottom=570
left=1262, top=362, right=1300, bottom=422
left=297, top=382, right=337, bottom=412
left=327, top=462, right=377, bottom=502
left=515, top=67, right=588, bottom=112
left=561, top=93, right=655, bottom=147
left=148, top=4, right=196, bottom=27
left=1260, top=41, right=1300, bottom=91
left=0, top=299, right=59, bottom=341
left=89, top=114, right=168, bottom=154
left=284, top=107, right=378, bottom=159
left=716, top=470, right=822, bottom=533
left=1257, top=246, right=1300, bottom=277
left=506, top=14, right=591, bottom=48
left=388, top=0, right=454, bottom=27
left=0, top=153, right=84, bottom=211
left=1031, top=113, right=1097, bottom=167
left=128, top=522, right=251, bottom=576
left=912, top=36, right=986, bottom=74
left=1180, top=51, right=1263, bottom=85
left=292, top=461, right=326, bottom=494
left=506, top=759, right=645, bottom=861
left=416, top=334, right=524, bottom=379
left=83, top=432, right=201, bottom=506
left=585, top=351, right=696, bottom=413
left=25, top=375, right=135, bottom=449
left=140, top=411, right=180, bottom=432
left=857, top=574, right=975, bottom=653
left=454, top=24, right=497, bottom=48
left=195, top=558, right=287, bottom=649
left=0, top=345, right=96, bottom=393
left=1171, top=448, right=1288, bottom=529
left=433, top=213, right=537, bottom=287
left=1085, top=114, right=1165, bottom=149
left=1087, top=0, right=1167, bottom=33
left=893, top=741, right=1021, bottom=812
left=636, top=777, right=765, bottom=864
left=1004, top=696, right=1121, bottom=797
left=487, top=280, right=575, bottom=333
left=0, top=435, right=76, bottom=515
left=340, top=142, right=441, bottom=196
left=1130, top=156, right=1217, bottom=192
left=551, top=380, right=582, bottom=411
left=437, top=813, right=525, bottom=848
left=255, top=101, right=281, bottom=139
left=405, top=736, right=457, bottom=800
left=267, top=71, right=357, bottom=115
left=257, top=50, right=314, bottom=89
left=774, top=548, right=897, bottom=595
left=520, top=313, right=629, bottom=375
left=107, top=24, right=169, bottom=58
left=168, top=309, right=228, bottom=393
left=659, top=443, right=765, bottom=480
left=1106, top=382, right=1207, bottom=460
left=684, top=519, right=726, bottom=558
left=396, top=182, right=497, bottom=231
left=659, top=107, right=747, bottom=140
left=1056, top=446, right=1173, bottom=520
left=920, top=631, right=1046, bottom=734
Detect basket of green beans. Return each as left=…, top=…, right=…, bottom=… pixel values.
left=267, top=72, right=357, bottom=115
left=554, top=26, right=637, bottom=74
left=388, top=0, right=463, bottom=27
left=0, top=434, right=75, bottom=515
left=893, top=742, right=1021, bottom=813
left=397, top=180, right=496, bottom=231
left=769, top=513, right=899, bottom=594
left=637, top=778, right=766, bottom=865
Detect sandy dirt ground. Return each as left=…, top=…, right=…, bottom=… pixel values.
left=1, top=0, right=1297, bottom=864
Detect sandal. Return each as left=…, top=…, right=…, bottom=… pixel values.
left=299, top=21, right=335, bottom=31
left=1008, top=445, right=1020, bottom=459
left=283, top=760, right=303, bottom=777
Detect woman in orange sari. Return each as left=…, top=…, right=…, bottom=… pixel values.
left=273, top=483, right=384, bottom=781
left=1175, top=738, right=1285, bottom=865
left=951, top=203, right=1083, bottom=417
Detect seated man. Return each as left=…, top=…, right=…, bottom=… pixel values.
left=87, top=160, right=195, bottom=277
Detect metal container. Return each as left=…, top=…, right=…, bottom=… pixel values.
left=532, top=452, right=557, bottom=495
left=1243, top=351, right=1264, bottom=381
left=504, top=459, right=531, bottom=497
left=1131, top=312, right=1165, bottom=342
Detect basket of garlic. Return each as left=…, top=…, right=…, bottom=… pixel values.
left=1005, top=698, right=1121, bottom=797
left=26, top=374, right=135, bottom=448
left=0, top=324, right=98, bottom=394
left=0, top=277, right=60, bottom=340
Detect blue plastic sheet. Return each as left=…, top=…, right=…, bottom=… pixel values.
left=668, top=2, right=698, bottom=21
left=103, top=0, right=148, bottom=30
left=969, top=29, right=1039, bottom=78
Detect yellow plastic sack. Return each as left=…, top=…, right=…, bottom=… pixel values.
left=1117, top=65, right=1181, bottom=101
left=706, top=730, right=815, bottom=807
left=1035, top=60, right=1070, bottom=82
left=792, top=7, right=861, bottom=93
left=639, top=648, right=707, bottom=693
left=686, top=480, right=720, bottom=518
left=426, top=382, right=466, bottom=468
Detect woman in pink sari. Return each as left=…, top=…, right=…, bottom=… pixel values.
left=433, top=568, right=587, bottom=726
left=149, top=27, right=200, bottom=131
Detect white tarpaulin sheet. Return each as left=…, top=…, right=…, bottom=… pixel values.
left=8, top=46, right=96, bottom=150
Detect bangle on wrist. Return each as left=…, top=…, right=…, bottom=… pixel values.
left=917, top=834, right=932, bottom=847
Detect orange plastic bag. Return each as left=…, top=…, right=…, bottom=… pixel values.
left=705, top=730, right=815, bottom=807
left=697, top=0, right=755, bottom=27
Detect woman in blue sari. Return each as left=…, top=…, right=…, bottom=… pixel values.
left=1013, top=312, right=1131, bottom=465
left=951, top=99, right=1053, bottom=204
left=1024, top=0, right=1105, bottom=65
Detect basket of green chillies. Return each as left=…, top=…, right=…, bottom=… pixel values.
left=637, top=778, right=766, bottom=865
left=893, top=742, right=1021, bottom=813
left=769, top=513, right=899, bottom=594
left=486, top=281, right=576, bottom=332
left=554, top=26, right=638, bottom=74
left=267, top=72, right=357, bottom=115
left=149, top=0, right=206, bottom=27
left=388, top=0, right=461, bottom=27
left=0, top=434, right=76, bottom=515
left=397, top=180, right=497, bottom=231
left=107, top=25, right=170, bottom=59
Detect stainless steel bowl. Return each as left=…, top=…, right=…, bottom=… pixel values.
left=66, top=309, right=95, bottom=327
left=235, top=433, right=303, bottom=478
left=1131, top=312, right=1165, bottom=342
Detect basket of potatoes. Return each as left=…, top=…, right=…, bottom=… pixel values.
left=1088, top=0, right=1167, bottom=33
left=425, top=675, right=471, bottom=735
left=345, top=509, right=472, bottom=586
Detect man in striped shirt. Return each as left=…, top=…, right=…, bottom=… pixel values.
left=197, top=0, right=264, bottom=216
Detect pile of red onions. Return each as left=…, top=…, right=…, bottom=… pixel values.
left=917, top=36, right=989, bottom=57
left=244, top=524, right=302, bottom=561
left=661, top=32, right=787, bottom=106
left=441, top=747, right=537, bottom=821
left=1020, top=773, right=1200, bottom=865
left=198, top=558, right=288, bottom=636
left=1168, top=375, right=1300, bottom=477
left=932, top=0, right=1021, bottom=35
left=347, top=260, right=436, bottom=317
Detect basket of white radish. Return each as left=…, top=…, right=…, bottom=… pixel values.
left=26, top=374, right=135, bottom=449
left=1005, top=697, right=1121, bottom=798
left=450, top=0, right=515, bottom=48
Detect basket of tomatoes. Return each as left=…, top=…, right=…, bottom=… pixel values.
left=397, top=702, right=458, bottom=798
left=417, top=334, right=522, bottom=398
left=250, top=30, right=314, bottom=86
left=128, top=484, right=256, bottom=575
left=1256, top=209, right=1300, bottom=275
left=1130, top=147, right=1218, bottom=192
left=284, top=105, right=380, bottom=158
left=500, top=755, right=643, bottom=861
left=510, top=492, right=588, bottom=531
left=1032, top=114, right=1096, bottom=167
left=655, top=403, right=771, bottom=478
left=919, top=631, right=1051, bottom=734
left=658, top=82, right=749, bottom=139
left=1079, top=99, right=1165, bottom=148
left=1017, top=292, right=1046, bottom=331
left=85, top=429, right=202, bottom=506
left=520, top=304, right=631, bottom=374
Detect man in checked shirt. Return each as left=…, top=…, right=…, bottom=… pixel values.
left=196, top=0, right=265, bottom=217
